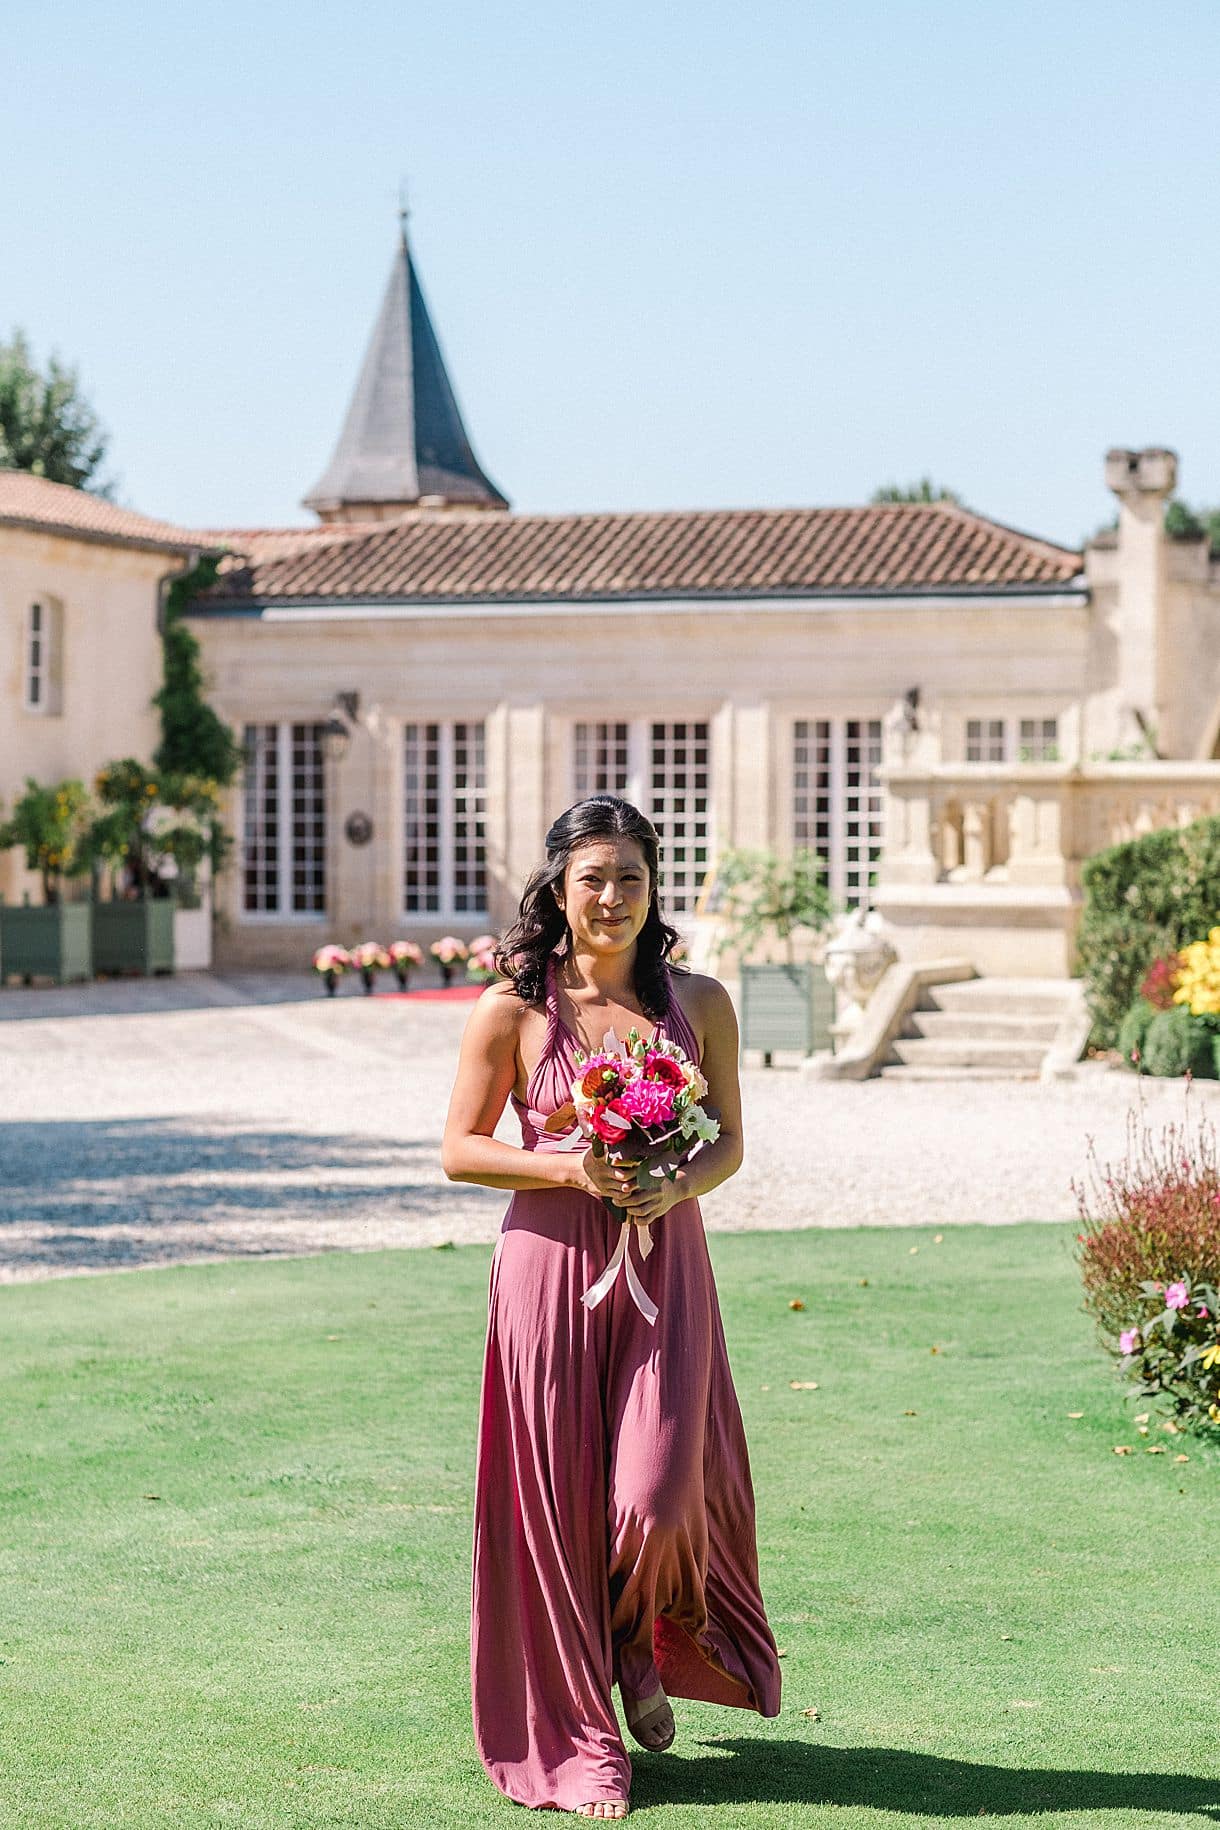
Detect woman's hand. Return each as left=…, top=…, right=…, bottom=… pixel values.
left=578, top=1148, right=685, bottom=1226
left=578, top=1146, right=635, bottom=1203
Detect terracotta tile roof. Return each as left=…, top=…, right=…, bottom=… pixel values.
left=0, top=470, right=201, bottom=552
left=197, top=503, right=1084, bottom=607
left=200, top=523, right=384, bottom=565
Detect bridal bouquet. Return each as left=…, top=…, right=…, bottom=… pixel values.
left=567, top=1027, right=719, bottom=1325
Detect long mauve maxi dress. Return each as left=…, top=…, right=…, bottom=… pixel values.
left=470, top=952, right=782, bottom=1811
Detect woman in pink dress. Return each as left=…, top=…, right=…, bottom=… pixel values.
left=442, top=796, right=781, bottom=1819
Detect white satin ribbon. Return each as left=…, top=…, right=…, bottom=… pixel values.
left=581, top=1218, right=658, bottom=1326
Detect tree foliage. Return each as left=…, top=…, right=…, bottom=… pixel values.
left=0, top=778, right=93, bottom=902
left=709, top=847, right=835, bottom=964
left=870, top=477, right=963, bottom=506
left=0, top=329, right=112, bottom=493
left=1163, top=497, right=1220, bottom=556
left=1074, top=816, right=1220, bottom=1047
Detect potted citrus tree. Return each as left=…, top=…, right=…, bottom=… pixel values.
left=86, top=760, right=221, bottom=975
left=0, top=778, right=95, bottom=984
left=710, top=846, right=836, bottom=1063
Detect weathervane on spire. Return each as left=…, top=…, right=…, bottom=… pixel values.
left=398, top=177, right=410, bottom=242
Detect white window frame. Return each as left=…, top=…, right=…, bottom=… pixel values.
left=569, top=716, right=714, bottom=916
left=238, top=721, right=328, bottom=922
left=23, top=597, right=62, bottom=715
left=402, top=718, right=488, bottom=919
left=791, top=715, right=884, bottom=911
left=964, top=714, right=1060, bottom=763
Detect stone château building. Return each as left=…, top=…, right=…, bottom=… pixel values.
left=5, top=222, right=1220, bottom=983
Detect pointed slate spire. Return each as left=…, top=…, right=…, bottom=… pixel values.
left=303, top=218, right=508, bottom=521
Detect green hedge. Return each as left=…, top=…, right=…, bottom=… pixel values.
left=1140, top=1005, right=1217, bottom=1078
left=1074, top=814, right=1220, bottom=1047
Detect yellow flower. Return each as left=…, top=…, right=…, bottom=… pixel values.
left=1201, top=1341, right=1220, bottom=1371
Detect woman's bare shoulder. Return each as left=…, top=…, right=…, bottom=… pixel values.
left=669, top=967, right=736, bottom=1032
left=464, top=977, right=536, bottom=1043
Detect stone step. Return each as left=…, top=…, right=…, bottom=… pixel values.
left=927, top=978, right=1074, bottom=1017
left=906, top=1009, right=1062, bottom=1043
left=888, top=1035, right=1051, bottom=1071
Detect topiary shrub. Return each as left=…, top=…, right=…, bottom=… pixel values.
left=1141, top=1005, right=1216, bottom=1079
left=1074, top=814, right=1220, bottom=1047
left=1117, top=999, right=1157, bottom=1072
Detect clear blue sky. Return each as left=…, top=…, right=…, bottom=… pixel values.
left=5, top=2, right=1217, bottom=546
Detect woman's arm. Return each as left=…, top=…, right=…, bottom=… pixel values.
left=611, top=975, right=746, bottom=1225
left=440, top=985, right=607, bottom=1196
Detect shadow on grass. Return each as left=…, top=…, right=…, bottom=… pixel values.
left=631, top=1737, right=1220, bottom=1819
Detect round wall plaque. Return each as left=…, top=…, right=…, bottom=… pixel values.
left=344, top=810, right=374, bottom=847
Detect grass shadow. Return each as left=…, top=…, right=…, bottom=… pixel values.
left=632, top=1736, right=1220, bottom=1818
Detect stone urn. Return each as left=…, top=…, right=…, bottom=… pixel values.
left=823, top=908, right=897, bottom=1043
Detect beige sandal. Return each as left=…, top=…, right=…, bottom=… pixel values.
left=623, top=1685, right=675, bottom=1752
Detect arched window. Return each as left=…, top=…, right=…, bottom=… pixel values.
left=24, top=596, right=63, bottom=715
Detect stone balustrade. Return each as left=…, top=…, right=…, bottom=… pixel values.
left=872, top=761, right=1220, bottom=976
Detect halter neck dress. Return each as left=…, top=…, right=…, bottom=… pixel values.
left=470, top=951, right=782, bottom=1812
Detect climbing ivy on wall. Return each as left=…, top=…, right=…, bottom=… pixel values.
left=153, top=554, right=242, bottom=787
left=151, top=553, right=242, bottom=876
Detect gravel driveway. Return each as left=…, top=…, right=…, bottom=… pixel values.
left=0, top=973, right=1212, bottom=1283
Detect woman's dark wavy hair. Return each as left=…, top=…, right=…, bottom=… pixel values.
left=493, top=797, right=686, bottom=1018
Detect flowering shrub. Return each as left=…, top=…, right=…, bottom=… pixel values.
left=312, top=944, right=350, bottom=975
left=430, top=935, right=469, bottom=985
left=1117, top=937, right=1220, bottom=1076
left=1073, top=1084, right=1220, bottom=1434
left=466, top=933, right=500, bottom=983
left=1074, top=814, right=1220, bottom=1047
left=1140, top=951, right=1184, bottom=1011
left=1173, top=926, right=1220, bottom=1016
left=312, top=944, right=350, bottom=996
left=351, top=941, right=390, bottom=993
left=388, top=940, right=423, bottom=989
left=430, top=935, right=469, bottom=964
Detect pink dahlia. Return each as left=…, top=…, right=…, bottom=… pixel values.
left=615, top=1077, right=678, bottom=1127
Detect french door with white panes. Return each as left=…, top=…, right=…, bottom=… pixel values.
left=570, top=719, right=711, bottom=914
left=964, top=716, right=1059, bottom=762
left=402, top=719, right=488, bottom=917
left=240, top=722, right=327, bottom=917
left=792, top=716, right=883, bottom=910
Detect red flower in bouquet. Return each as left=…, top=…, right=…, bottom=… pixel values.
left=587, top=1102, right=633, bottom=1143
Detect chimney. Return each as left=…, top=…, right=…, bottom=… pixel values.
left=1104, top=446, right=1177, bottom=754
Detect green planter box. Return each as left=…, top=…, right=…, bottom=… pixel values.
left=0, top=901, right=93, bottom=985
left=91, top=899, right=175, bottom=976
left=739, top=961, right=834, bottom=1064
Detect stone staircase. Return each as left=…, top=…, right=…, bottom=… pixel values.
left=878, top=977, right=1079, bottom=1081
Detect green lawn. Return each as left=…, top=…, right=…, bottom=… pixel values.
left=1, top=1222, right=1217, bottom=1829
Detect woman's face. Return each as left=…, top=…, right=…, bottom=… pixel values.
left=556, top=836, right=651, bottom=955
